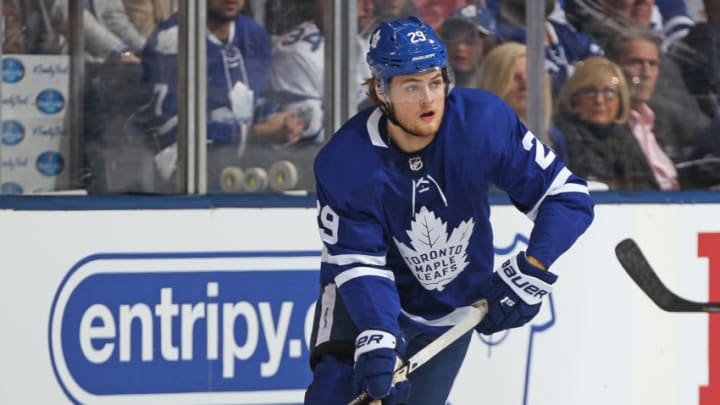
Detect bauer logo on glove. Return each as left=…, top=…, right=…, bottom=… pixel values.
left=476, top=252, right=558, bottom=335
left=499, top=258, right=553, bottom=305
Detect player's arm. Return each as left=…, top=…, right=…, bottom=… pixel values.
left=475, top=102, right=593, bottom=335
left=491, top=103, right=594, bottom=268
left=315, top=166, right=408, bottom=402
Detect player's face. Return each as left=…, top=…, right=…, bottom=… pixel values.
left=387, top=70, right=446, bottom=138
left=504, top=55, right=528, bottom=118
left=618, top=38, right=659, bottom=106
left=572, top=75, right=621, bottom=126
left=207, top=0, right=245, bottom=22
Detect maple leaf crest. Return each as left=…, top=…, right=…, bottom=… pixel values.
left=393, top=207, right=474, bottom=291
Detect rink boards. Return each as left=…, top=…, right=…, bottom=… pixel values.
left=0, top=199, right=718, bottom=405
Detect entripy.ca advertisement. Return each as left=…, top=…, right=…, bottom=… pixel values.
left=49, top=252, right=319, bottom=404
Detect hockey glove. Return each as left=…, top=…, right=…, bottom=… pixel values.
left=353, top=330, right=411, bottom=404
left=476, top=252, right=558, bottom=335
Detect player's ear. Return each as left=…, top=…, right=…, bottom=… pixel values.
left=375, top=79, right=388, bottom=103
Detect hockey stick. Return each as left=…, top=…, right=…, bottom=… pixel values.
left=346, top=300, right=489, bottom=405
left=615, top=238, right=720, bottom=312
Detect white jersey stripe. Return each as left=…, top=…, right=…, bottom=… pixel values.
left=367, top=108, right=388, bottom=148
left=527, top=167, right=588, bottom=221
left=314, top=283, right=337, bottom=347
left=549, top=183, right=589, bottom=196
left=322, top=246, right=386, bottom=266
left=335, top=267, right=395, bottom=287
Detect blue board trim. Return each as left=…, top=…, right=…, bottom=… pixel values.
left=0, top=190, right=718, bottom=211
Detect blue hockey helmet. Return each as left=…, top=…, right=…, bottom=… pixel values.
left=366, top=16, right=450, bottom=83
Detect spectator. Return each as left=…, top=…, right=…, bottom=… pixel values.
left=3, top=0, right=27, bottom=53
left=268, top=0, right=379, bottom=144
left=128, top=0, right=305, bottom=192
left=11, top=0, right=63, bottom=54
left=605, top=30, right=720, bottom=189
left=440, top=4, right=496, bottom=88
left=122, top=0, right=175, bottom=39
left=411, top=0, right=468, bottom=31
left=564, top=0, right=695, bottom=52
left=372, top=0, right=418, bottom=21
left=566, top=1, right=718, bottom=176
left=475, top=42, right=554, bottom=137
left=47, top=0, right=140, bottom=62
left=492, top=0, right=604, bottom=96
left=88, top=0, right=151, bottom=55
left=670, top=0, right=720, bottom=120
left=553, top=56, right=657, bottom=189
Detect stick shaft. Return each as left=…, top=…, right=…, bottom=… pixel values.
left=346, top=300, right=488, bottom=405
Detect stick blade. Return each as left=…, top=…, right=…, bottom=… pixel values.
left=615, top=238, right=704, bottom=312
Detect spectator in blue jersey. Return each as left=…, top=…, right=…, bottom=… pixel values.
left=304, top=16, right=594, bottom=405
left=492, top=0, right=604, bottom=97
left=553, top=56, right=658, bottom=189
left=129, top=0, right=305, bottom=192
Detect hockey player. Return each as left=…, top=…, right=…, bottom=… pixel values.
left=304, top=16, right=595, bottom=405
left=131, top=0, right=305, bottom=191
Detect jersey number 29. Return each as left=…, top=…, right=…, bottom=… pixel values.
left=318, top=203, right=339, bottom=244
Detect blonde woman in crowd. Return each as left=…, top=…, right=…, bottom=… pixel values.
left=474, top=42, right=553, bottom=140
left=553, top=56, right=657, bottom=190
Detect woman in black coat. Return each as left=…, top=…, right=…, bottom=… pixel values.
left=552, top=56, right=658, bottom=190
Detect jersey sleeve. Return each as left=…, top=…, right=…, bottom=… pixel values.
left=489, top=102, right=594, bottom=268
left=314, top=149, right=401, bottom=337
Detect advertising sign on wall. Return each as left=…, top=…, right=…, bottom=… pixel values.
left=1, top=55, right=70, bottom=194
left=0, top=204, right=718, bottom=404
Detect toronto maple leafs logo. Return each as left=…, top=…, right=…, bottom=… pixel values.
left=393, top=207, right=474, bottom=291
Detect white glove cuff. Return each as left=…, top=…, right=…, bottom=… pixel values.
left=497, top=255, right=553, bottom=306
left=354, top=330, right=397, bottom=362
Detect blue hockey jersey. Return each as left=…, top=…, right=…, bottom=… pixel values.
left=139, top=13, right=272, bottom=146
left=314, top=88, right=594, bottom=337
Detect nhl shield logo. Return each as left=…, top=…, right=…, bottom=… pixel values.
left=408, top=156, right=423, bottom=171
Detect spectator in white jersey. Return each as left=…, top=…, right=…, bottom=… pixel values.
left=268, top=0, right=377, bottom=144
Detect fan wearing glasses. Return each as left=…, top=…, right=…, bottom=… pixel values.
left=552, top=56, right=658, bottom=190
